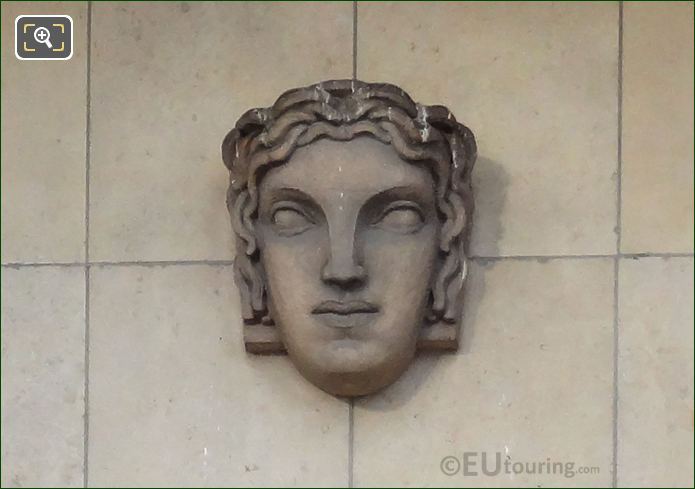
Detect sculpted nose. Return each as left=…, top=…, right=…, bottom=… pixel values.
left=321, top=223, right=366, bottom=289
left=321, top=256, right=366, bottom=288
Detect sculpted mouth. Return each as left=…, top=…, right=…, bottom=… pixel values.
left=312, top=300, right=380, bottom=315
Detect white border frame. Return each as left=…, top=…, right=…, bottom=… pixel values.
left=15, top=14, right=74, bottom=61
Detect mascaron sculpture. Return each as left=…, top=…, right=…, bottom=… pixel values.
left=222, top=80, right=476, bottom=397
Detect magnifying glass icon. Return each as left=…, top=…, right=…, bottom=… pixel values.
left=33, top=27, right=53, bottom=49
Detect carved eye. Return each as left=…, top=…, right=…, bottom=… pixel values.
left=271, top=205, right=313, bottom=235
left=374, top=202, right=425, bottom=233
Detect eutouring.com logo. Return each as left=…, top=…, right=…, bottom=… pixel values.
left=440, top=452, right=601, bottom=479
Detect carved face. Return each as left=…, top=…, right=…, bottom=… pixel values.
left=256, top=137, right=441, bottom=396
left=223, top=80, right=477, bottom=399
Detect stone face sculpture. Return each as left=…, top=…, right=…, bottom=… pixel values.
left=222, top=80, right=476, bottom=397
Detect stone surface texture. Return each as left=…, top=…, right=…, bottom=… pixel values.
left=1, top=2, right=692, bottom=487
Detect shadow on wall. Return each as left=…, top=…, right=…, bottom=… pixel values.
left=471, top=156, right=509, bottom=259
left=359, top=156, right=510, bottom=409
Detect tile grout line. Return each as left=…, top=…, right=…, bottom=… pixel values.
left=618, top=252, right=694, bottom=258
left=89, top=259, right=235, bottom=267
left=83, top=2, right=92, bottom=487
left=352, top=0, right=357, bottom=80
left=612, top=3, right=624, bottom=488
left=470, top=252, right=694, bottom=261
left=2, top=252, right=694, bottom=270
left=84, top=6, right=92, bottom=272
left=615, top=3, right=623, bottom=256
left=0, top=259, right=236, bottom=268
left=348, top=398, right=354, bottom=487
left=83, top=264, right=90, bottom=489
left=471, top=253, right=616, bottom=261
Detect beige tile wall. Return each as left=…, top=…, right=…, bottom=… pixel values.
left=1, top=1, right=692, bottom=487
left=88, top=265, right=348, bottom=487
left=354, top=259, right=615, bottom=487
left=1, top=1, right=87, bottom=263
left=88, top=2, right=352, bottom=262
left=621, top=3, right=694, bottom=253
left=1, top=267, right=86, bottom=487
left=618, top=256, right=694, bottom=487
left=359, top=1, right=620, bottom=258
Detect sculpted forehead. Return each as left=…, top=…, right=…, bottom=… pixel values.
left=259, top=137, right=434, bottom=198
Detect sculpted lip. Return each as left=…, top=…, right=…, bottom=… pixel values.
left=312, top=300, right=380, bottom=315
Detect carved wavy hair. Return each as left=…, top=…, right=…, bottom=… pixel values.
left=222, top=79, right=476, bottom=328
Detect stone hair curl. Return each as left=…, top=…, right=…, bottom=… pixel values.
left=222, top=79, right=476, bottom=352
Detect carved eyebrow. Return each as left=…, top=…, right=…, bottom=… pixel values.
left=362, top=185, right=434, bottom=209
left=262, top=187, right=323, bottom=218
left=265, top=187, right=316, bottom=204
